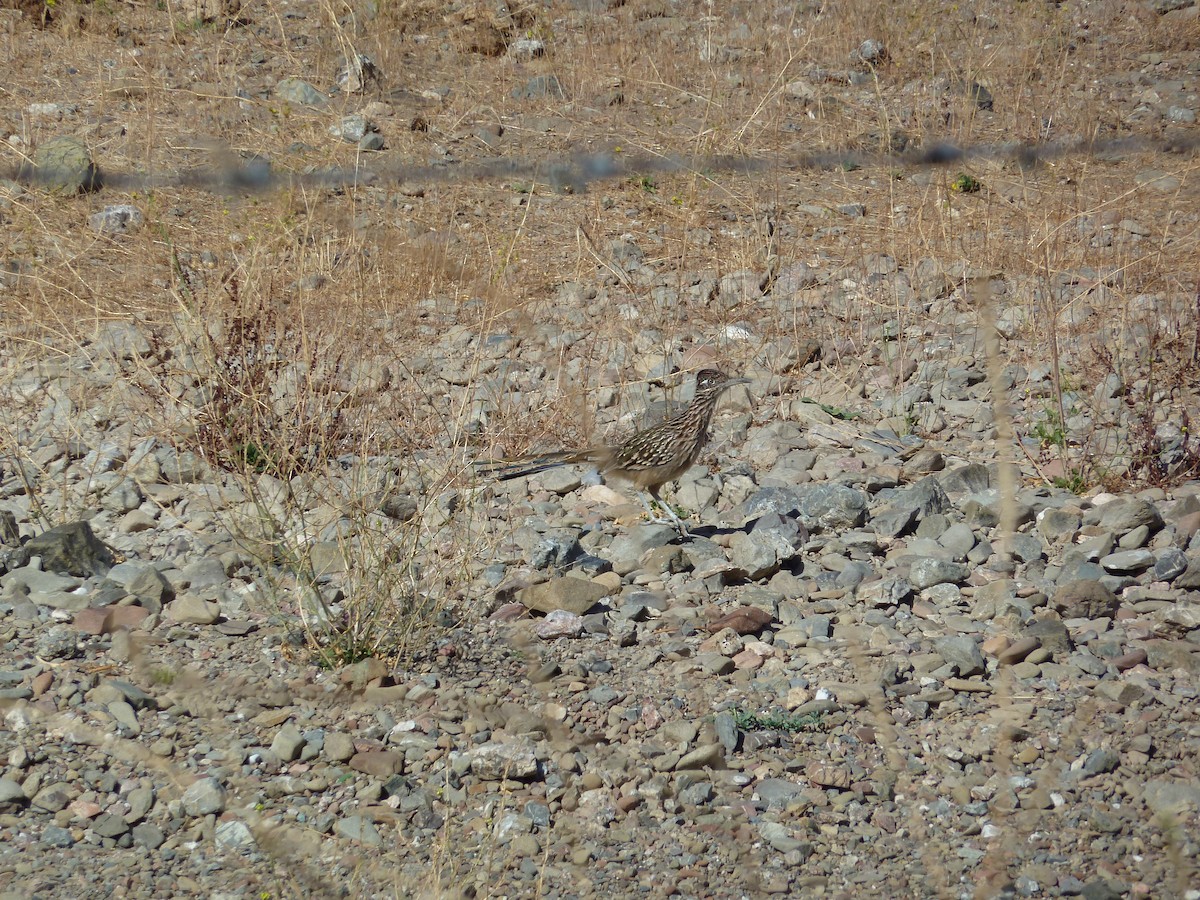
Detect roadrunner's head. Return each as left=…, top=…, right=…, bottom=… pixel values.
left=693, top=368, right=751, bottom=398
left=667, top=368, right=751, bottom=440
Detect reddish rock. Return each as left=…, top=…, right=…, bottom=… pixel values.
left=489, top=602, right=528, bottom=622
left=31, top=671, right=53, bottom=697
left=519, top=577, right=610, bottom=615
left=108, top=606, right=151, bottom=631
left=615, top=794, right=641, bottom=813
left=705, top=606, right=773, bottom=635
left=872, top=809, right=897, bottom=833
left=73, top=608, right=111, bottom=635
left=640, top=702, right=663, bottom=729
left=911, top=600, right=939, bottom=618
left=339, top=657, right=388, bottom=686
left=348, top=751, right=403, bottom=778
left=981, top=635, right=1010, bottom=657
left=732, top=648, right=765, bottom=670
left=997, top=636, right=1041, bottom=665
left=536, top=609, right=584, bottom=640
left=1113, top=648, right=1148, bottom=671
left=69, top=799, right=103, bottom=819
left=806, top=763, right=851, bottom=790
left=73, top=605, right=150, bottom=635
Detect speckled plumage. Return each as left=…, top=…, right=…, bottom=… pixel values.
left=477, top=369, right=750, bottom=531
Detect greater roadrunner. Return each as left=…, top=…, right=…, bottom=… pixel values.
left=476, top=369, right=751, bottom=534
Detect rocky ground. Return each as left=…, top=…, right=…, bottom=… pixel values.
left=1, top=0, right=1200, bottom=898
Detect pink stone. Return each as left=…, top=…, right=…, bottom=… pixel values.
left=1113, top=648, right=1148, bottom=671
left=73, top=608, right=110, bottom=635
left=31, top=672, right=53, bottom=697
left=489, top=602, right=528, bottom=621
left=732, top=649, right=765, bottom=670
left=69, top=799, right=103, bottom=819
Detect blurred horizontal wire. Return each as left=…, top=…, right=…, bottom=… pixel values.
left=7, top=132, right=1197, bottom=195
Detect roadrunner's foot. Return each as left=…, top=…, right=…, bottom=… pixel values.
left=639, top=491, right=691, bottom=538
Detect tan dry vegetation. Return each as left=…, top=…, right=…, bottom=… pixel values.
left=1, top=2, right=1193, bottom=384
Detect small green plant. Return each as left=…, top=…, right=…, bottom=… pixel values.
left=903, top=409, right=920, bottom=436
left=1029, top=404, right=1092, bottom=492
left=233, top=441, right=277, bottom=474
left=632, top=175, right=657, bottom=193
left=647, top=497, right=689, bottom=522
left=1032, top=407, right=1067, bottom=449
left=950, top=173, right=981, bottom=193
left=149, top=667, right=177, bottom=686
left=1019, top=378, right=1100, bottom=493
left=1051, top=470, right=1088, bottom=493
left=800, top=398, right=859, bottom=420
left=313, top=632, right=387, bottom=669
left=730, top=707, right=826, bottom=734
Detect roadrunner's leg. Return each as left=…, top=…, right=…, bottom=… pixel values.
left=639, top=487, right=690, bottom=537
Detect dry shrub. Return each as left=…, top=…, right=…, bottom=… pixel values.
left=182, top=276, right=361, bottom=479
left=0, top=0, right=51, bottom=27
left=171, top=0, right=241, bottom=24
left=381, top=0, right=544, bottom=56
left=1110, top=296, right=1200, bottom=489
